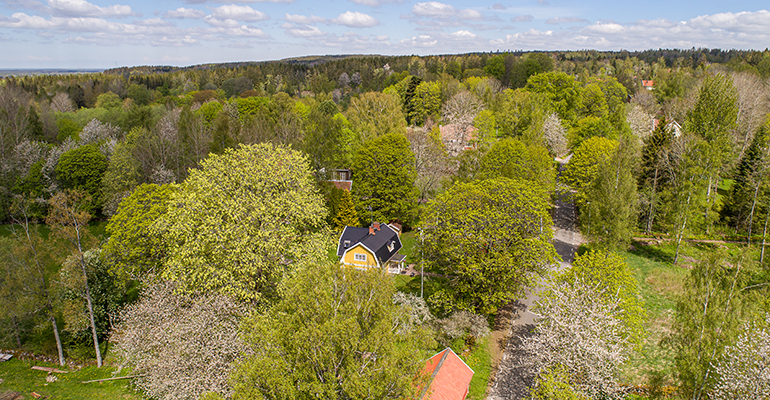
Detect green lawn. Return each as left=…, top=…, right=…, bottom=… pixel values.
left=0, top=359, right=140, bottom=400
left=618, top=242, right=688, bottom=387
left=463, top=336, right=492, bottom=400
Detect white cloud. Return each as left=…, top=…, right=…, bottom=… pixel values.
left=184, top=0, right=293, bottom=4
left=349, top=0, right=380, bottom=6
left=47, top=0, right=136, bottom=18
left=210, top=5, right=268, bottom=22
left=457, top=9, right=482, bottom=20
left=512, top=15, right=533, bottom=22
left=203, top=15, right=240, bottom=28
left=134, top=18, right=173, bottom=27
left=413, top=2, right=456, bottom=18
left=332, top=11, right=379, bottom=28
left=164, top=7, right=205, bottom=19
left=284, top=13, right=325, bottom=24
left=545, top=17, right=588, bottom=24
left=285, top=25, right=325, bottom=37
left=451, top=29, right=476, bottom=38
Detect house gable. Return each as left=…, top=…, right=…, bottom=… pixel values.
left=341, top=243, right=379, bottom=268
left=336, top=223, right=403, bottom=267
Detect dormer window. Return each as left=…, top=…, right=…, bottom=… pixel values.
left=344, top=240, right=351, bottom=248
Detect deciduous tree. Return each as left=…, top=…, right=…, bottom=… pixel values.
left=232, top=262, right=435, bottom=399
left=112, top=280, right=249, bottom=400
left=422, top=178, right=557, bottom=314
left=47, top=189, right=103, bottom=366
left=352, top=133, right=419, bottom=226
left=159, top=143, right=329, bottom=303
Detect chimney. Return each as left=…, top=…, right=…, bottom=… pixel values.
left=373, top=222, right=380, bottom=231
left=369, top=226, right=375, bottom=235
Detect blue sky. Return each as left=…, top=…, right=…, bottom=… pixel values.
left=0, top=0, right=767, bottom=68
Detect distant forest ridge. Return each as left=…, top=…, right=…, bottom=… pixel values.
left=0, top=68, right=103, bottom=77
left=1, top=48, right=765, bottom=78
left=101, top=48, right=765, bottom=75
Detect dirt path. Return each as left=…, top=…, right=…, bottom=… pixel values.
left=486, top=158, right=584, bottom=400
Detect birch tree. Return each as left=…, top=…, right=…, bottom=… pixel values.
left=47, top=190, right=103, bottom=367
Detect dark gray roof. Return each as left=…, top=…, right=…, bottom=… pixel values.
left=337, top=224, right=403, bottom=265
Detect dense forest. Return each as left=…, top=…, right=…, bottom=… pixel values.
left=1, top=48, right=769, bottom=400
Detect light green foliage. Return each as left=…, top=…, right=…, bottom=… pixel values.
left=332, top=189, right=360, bottom=230
left=196, top=100, right=223, bottom=123
left=352, top=133, right=419, bottom=226
left=160, top=143, right=329, bottom=303
left=562, top=136, right=617, bottom=194
left=56, top=117, right=81, bottom=141
left=493, top=89, right=550, bottom=139
left=422, top=178, right=557, bottom=314
left=525, top=72, right=582, bottom=123
left=579, top=83, right=609, bottom=119
left=232, top=262, right=435, bottom=399
left=579, top=137, right=638, bottom=248
left=234, top=96, right=271, bottom=117
left=104, top=183, right=176, bottom=280
left=100, top=142, right=140, bottom=216
left=560, top=250, right=645, bottom=344
left=567, top=116, right=617, bottom=149
left=346, top=91, right=407, bottom=142
left=94, top=92, right=122, bottom=109
left=530, top=366, right=587, bottom=400
left=684, top=73, right=739, bottom=231
left=478, top=138, right=556, bottom=192
left=672, top=251, right=764, bottom=400
left=55, top=144, right=108, bottom=211
left=408, top=81, right=442, bottom=126
left=473, top=109, right=497, bottom=149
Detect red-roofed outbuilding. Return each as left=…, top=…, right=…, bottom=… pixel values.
left=420, top=348, right=475, bottom=400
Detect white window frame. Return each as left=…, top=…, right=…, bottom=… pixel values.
left=354, top=253, right=367, bottom=262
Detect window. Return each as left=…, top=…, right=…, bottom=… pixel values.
left=387, top=241, right=395, bottom=252
left=354, top=253, right=367, bottom=262
left=344, top=240, right=351, bottom=248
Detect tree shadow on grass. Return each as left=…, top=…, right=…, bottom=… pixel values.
left=629, top=240, right=675, bottom=264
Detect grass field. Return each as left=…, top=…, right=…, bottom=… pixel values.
left=0, top=359, right=140, bottom=400
left=618, top=242, right=688, bottom=387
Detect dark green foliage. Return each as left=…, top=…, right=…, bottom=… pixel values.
left=351, top=133, right=418, bottom=226
left=126, top=83, right=151, bottom=106
left=27, top=105, right=44, bottom=140
left=55, top=144, right=108, bottom=211
left=221, top=76, right=253, bottom=98
left=483, top=54, right=506, bottom=80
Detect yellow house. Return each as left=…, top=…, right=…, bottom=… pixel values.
left=337, top=222, right=406, bottom=272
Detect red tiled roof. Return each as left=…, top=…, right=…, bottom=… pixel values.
left=642, top=80, right=654, bottom=87
left=420, top=348, right=474, bottom=400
